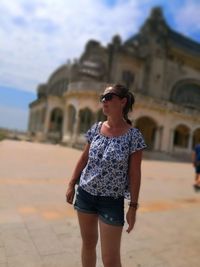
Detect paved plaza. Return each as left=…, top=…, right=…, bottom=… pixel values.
left=0, top=140, right=199, bottom=267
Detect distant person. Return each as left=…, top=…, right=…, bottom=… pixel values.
left=192, top=143, right=200, bottom=190
left=66, top=84, right=146, bottom=267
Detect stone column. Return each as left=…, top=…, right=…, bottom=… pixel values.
left=154, top=126, right=163, bottom=151
left=61, top=108, right=69, bottom=143
left=38, top=110, right=43, bottom=131
left=35, top=111, right=39, bottom=131
left=188, top=132, right=193, bottom=151
left=72, top=110, right=80, bottom=145
left=28, top=111, right=33, bottom=132
left=168, top=129, right=175, bottom=153
left=32, top=112, right=37, bottom=132
left=43, top=108, right=51, bottom=136
left=40, top=108, right=46, bottom=131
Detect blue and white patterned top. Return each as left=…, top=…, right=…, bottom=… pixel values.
left=79, top=122, right=147, bottom=199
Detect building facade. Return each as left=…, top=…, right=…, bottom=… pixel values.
left=29, top=7, right=200, bottom=156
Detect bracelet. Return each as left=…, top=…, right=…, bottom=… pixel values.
left=128, top=202, right=139, bottom=209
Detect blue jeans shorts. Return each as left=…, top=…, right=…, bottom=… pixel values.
left=74, top=186, right=124, bottom=226
left=195, top=165, right=200, bottom=174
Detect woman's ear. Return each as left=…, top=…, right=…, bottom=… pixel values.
left=121, top=97, right=127, bottom=108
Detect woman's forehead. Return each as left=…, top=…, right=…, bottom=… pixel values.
left=104, top=86, right=114, bottom=94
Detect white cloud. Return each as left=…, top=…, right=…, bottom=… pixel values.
left=173, top=0, right=200, bottom=35
left=0, top=0, right=199, bottom=94
left=1, top=0, right=200, bottom=131
left=0, top=0, right=144, bottom=93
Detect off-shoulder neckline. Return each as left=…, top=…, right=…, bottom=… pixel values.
left=98, top=121, right=134, bottom=139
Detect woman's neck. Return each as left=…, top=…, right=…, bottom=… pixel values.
left=106, top=116, right=126, bottom=129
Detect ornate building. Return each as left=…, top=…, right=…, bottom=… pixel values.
left=29, top=7, right=200, bottom=156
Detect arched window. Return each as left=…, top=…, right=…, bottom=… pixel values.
left=49, top=108, right=63, bottom=133
left=135, top=116, right=157, bottom=150
left=79, top=108, right=94, bottom=133
left=122, top=70, right=134, bottom=88
left=173, top=124, right=190, bottom=148
left=171, top=81, right=200, bottom=110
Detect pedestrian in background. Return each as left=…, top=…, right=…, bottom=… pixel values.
left=192, top=143, right=200, bottom=190
left=66, top=84, right=146, bottom=267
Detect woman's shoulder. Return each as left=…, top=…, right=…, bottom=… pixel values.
left=90, top=121, right=102, bottom=130
left=129, top=127, right=142, bottom=135
left=128, top=127, right=146, bottom=142
left=85, top=122, right=102, bottom=142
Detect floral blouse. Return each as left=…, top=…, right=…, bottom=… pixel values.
left=79, top=122, right=147, bottom=199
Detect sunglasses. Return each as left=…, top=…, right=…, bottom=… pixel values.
left=99, top=92, right=122, bottom=102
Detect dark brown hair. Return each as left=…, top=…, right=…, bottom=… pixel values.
left=108, top=83, right=135, bottom=125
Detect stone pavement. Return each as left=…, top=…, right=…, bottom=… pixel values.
left=0, top=140, right=199, bottom=267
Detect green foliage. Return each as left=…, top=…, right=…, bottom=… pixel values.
left=0, top=131, right=7, bottom=141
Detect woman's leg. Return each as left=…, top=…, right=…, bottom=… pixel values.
left=99, top=220, right=123, bottom=267
left=77, top=211, right=99, bottom=267
left=197, top=173, right=200, bottom=185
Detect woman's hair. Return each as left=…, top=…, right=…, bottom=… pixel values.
left=108, top=83, right=135, bottom=125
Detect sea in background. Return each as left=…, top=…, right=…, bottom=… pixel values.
left=0, top=86, right=36, bottom=131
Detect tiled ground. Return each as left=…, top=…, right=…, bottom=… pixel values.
left=0, top=140, right=199, bottom=267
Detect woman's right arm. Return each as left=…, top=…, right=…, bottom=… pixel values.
left=192, top=151, right=196, bottom=167
left=66, top=143, right=90, bottom=204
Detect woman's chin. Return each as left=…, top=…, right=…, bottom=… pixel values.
left=102, top=108, right=109, bottom=115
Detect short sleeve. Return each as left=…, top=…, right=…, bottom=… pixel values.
left=129, top=128, right=147, bottom=155
left=85, top=122, right=99, bottom=143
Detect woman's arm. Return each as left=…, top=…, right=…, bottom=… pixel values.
left=66, top=143, right=90, bottom=204
left=192, top=151, right=196, bottom=167
left=126, top=150, right=143, bottom=233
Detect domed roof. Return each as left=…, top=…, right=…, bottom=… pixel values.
left=48, top=64, right=70, bottom=86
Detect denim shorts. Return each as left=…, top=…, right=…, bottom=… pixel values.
left=74, top=186, right=124, bottom=226
left=196, top=165, right=200, bottom=174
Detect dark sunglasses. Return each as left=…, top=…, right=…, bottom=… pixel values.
left=99, top=92, right=122, bottom=102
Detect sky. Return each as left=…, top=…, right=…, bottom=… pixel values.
left=0, top=0, right=200, bottom=131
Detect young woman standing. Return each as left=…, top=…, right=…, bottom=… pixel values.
left=66, top=84, right=146, bottom=267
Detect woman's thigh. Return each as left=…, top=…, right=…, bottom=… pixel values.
left=99, top=220, right=123, bottom=259
left=77, top=211, right=99, bottom=248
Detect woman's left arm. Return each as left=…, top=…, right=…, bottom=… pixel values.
left=126, top=150, right=143, bottom=233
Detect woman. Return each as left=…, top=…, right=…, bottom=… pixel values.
left=66, top=84, right=146, bottom=267
left=192, top=143, right=200, bottom=190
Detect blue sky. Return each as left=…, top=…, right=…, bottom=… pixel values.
left=0, top=0, right=200, bottom=131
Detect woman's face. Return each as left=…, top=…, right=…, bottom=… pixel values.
left=100, top=87, right=126, bottom=116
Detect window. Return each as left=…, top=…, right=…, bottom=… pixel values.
left=122, top=70, right=134, bottom=88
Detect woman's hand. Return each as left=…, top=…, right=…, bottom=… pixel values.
left=66, top=184, right=75, bottom=204
left=126, top=207, right=137, bottom=233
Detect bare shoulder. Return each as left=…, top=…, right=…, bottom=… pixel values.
left=129, top=150, right=143, bottom=165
